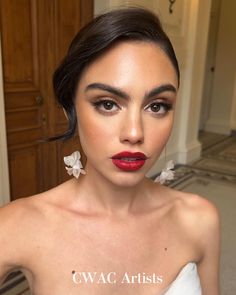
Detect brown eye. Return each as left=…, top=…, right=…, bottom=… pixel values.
left=92, top=99, right=119, bottom=113
left=150, top=103, right=161, bottom=112
left=147, top=102, right=173, bottom=115
left=103, top=101, right=114, bottom=110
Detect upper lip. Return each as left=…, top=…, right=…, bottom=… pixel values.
left=111, top=151, right=147, bottom=159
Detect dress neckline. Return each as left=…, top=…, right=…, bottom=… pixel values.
left=160, top=262, right=198, bottom=294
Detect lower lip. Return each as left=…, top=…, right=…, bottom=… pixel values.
left=111, top=159, right=145, bottom=171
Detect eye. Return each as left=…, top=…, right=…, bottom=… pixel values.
left=92, top=99, right=120, bottom=113
left=146, top=102, right=173, bottom=115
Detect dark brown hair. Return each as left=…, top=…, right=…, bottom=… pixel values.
left=51, top=7, right=180, bottom=141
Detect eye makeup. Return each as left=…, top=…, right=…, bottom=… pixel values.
left=145, top=101, right=173, bottom=115
left=86, top=82, right=176, bottom=117
left=91, top=98, right=174, bottom=117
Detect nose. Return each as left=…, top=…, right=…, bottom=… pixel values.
left=120, top=110, right=144, bottom=145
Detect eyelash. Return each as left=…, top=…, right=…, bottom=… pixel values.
left=91, top=99, right=173, bottom=116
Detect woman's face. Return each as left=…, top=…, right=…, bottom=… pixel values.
left=75, top=41, right=178, bottom=186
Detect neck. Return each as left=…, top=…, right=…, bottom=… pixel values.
left=73, top=161, right=155, bottom=217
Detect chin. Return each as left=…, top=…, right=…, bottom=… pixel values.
left=109, top=172, right=146, bottom=187
left=88, top=160, right=148, bottom=187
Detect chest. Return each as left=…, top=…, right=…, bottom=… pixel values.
left=22, top=214, right=196, bottom=295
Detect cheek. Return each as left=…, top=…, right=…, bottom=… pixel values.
left=77, top=109, right=115, bottom=152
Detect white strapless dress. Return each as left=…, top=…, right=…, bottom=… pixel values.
left=161, top=262, right=202, bottom=295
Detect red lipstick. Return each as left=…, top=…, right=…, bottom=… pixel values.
left=111, top=151, right=147, bottom=171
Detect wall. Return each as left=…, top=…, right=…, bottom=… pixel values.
left=0, top=35, right=10, bottom=206
left=172, top=0, right=211, bottom=165
left=230, top=74, right=236, bottom=131
left=199, top=0, right=221, bottom=130
left=205, top=0, right=236, bottom=134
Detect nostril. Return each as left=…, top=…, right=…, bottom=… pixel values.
left=122, top=136, right=144, bottom=145
left=120, top=116, right=144, bottom=144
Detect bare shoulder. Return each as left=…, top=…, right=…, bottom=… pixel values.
left=182, top=190, right=219, bottom=233
left=175, top=189, right=220, bottom=224
left=0, top=192, right=48, bottom=226
left=0, top=197, right=37, bottom=282
left=170, top=185, right=218, bottom=217
left=0, top=181, right=72, bottom=282
left=156, top=186, right=221, bottom=293
left=0, top=178, right=74, bottom=217
left=158, top=185, right=220, bottom=243
left=0, top=196, right=36, bottom=233
left=0, top=192, right=48, bottom=249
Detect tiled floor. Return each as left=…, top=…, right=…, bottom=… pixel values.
left=198, top=130, right=229, bottom=150
left=194, top=133, right=236, bottom=177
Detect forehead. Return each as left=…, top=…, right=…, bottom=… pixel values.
left=79, top=41, right=178, bottom=89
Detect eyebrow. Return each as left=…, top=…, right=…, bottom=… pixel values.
left=85, top=82, right=177, bottom=101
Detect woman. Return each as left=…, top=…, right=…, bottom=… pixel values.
left=0, top=7, right=220, bottom=295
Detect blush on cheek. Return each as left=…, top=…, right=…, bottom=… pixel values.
left=77, top=117, right=114, bottom=152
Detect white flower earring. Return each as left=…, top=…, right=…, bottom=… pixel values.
left=64, top=151, right=86, bottom=179
left=154, top=146, right=175, bottom=184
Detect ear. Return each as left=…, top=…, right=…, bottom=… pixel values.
left=62, top=107, right=68, bottom=120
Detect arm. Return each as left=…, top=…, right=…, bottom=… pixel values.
left=0, top=200, right=26, bottom=285
left=196, top=199, right=221, bottom=295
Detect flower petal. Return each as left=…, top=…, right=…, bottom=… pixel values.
left=154, top=160, right=175, bottom=184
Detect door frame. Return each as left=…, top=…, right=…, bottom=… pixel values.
left=0, top=34, right=10, bottom=206
left=199, top=0, right=221, bottom=131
